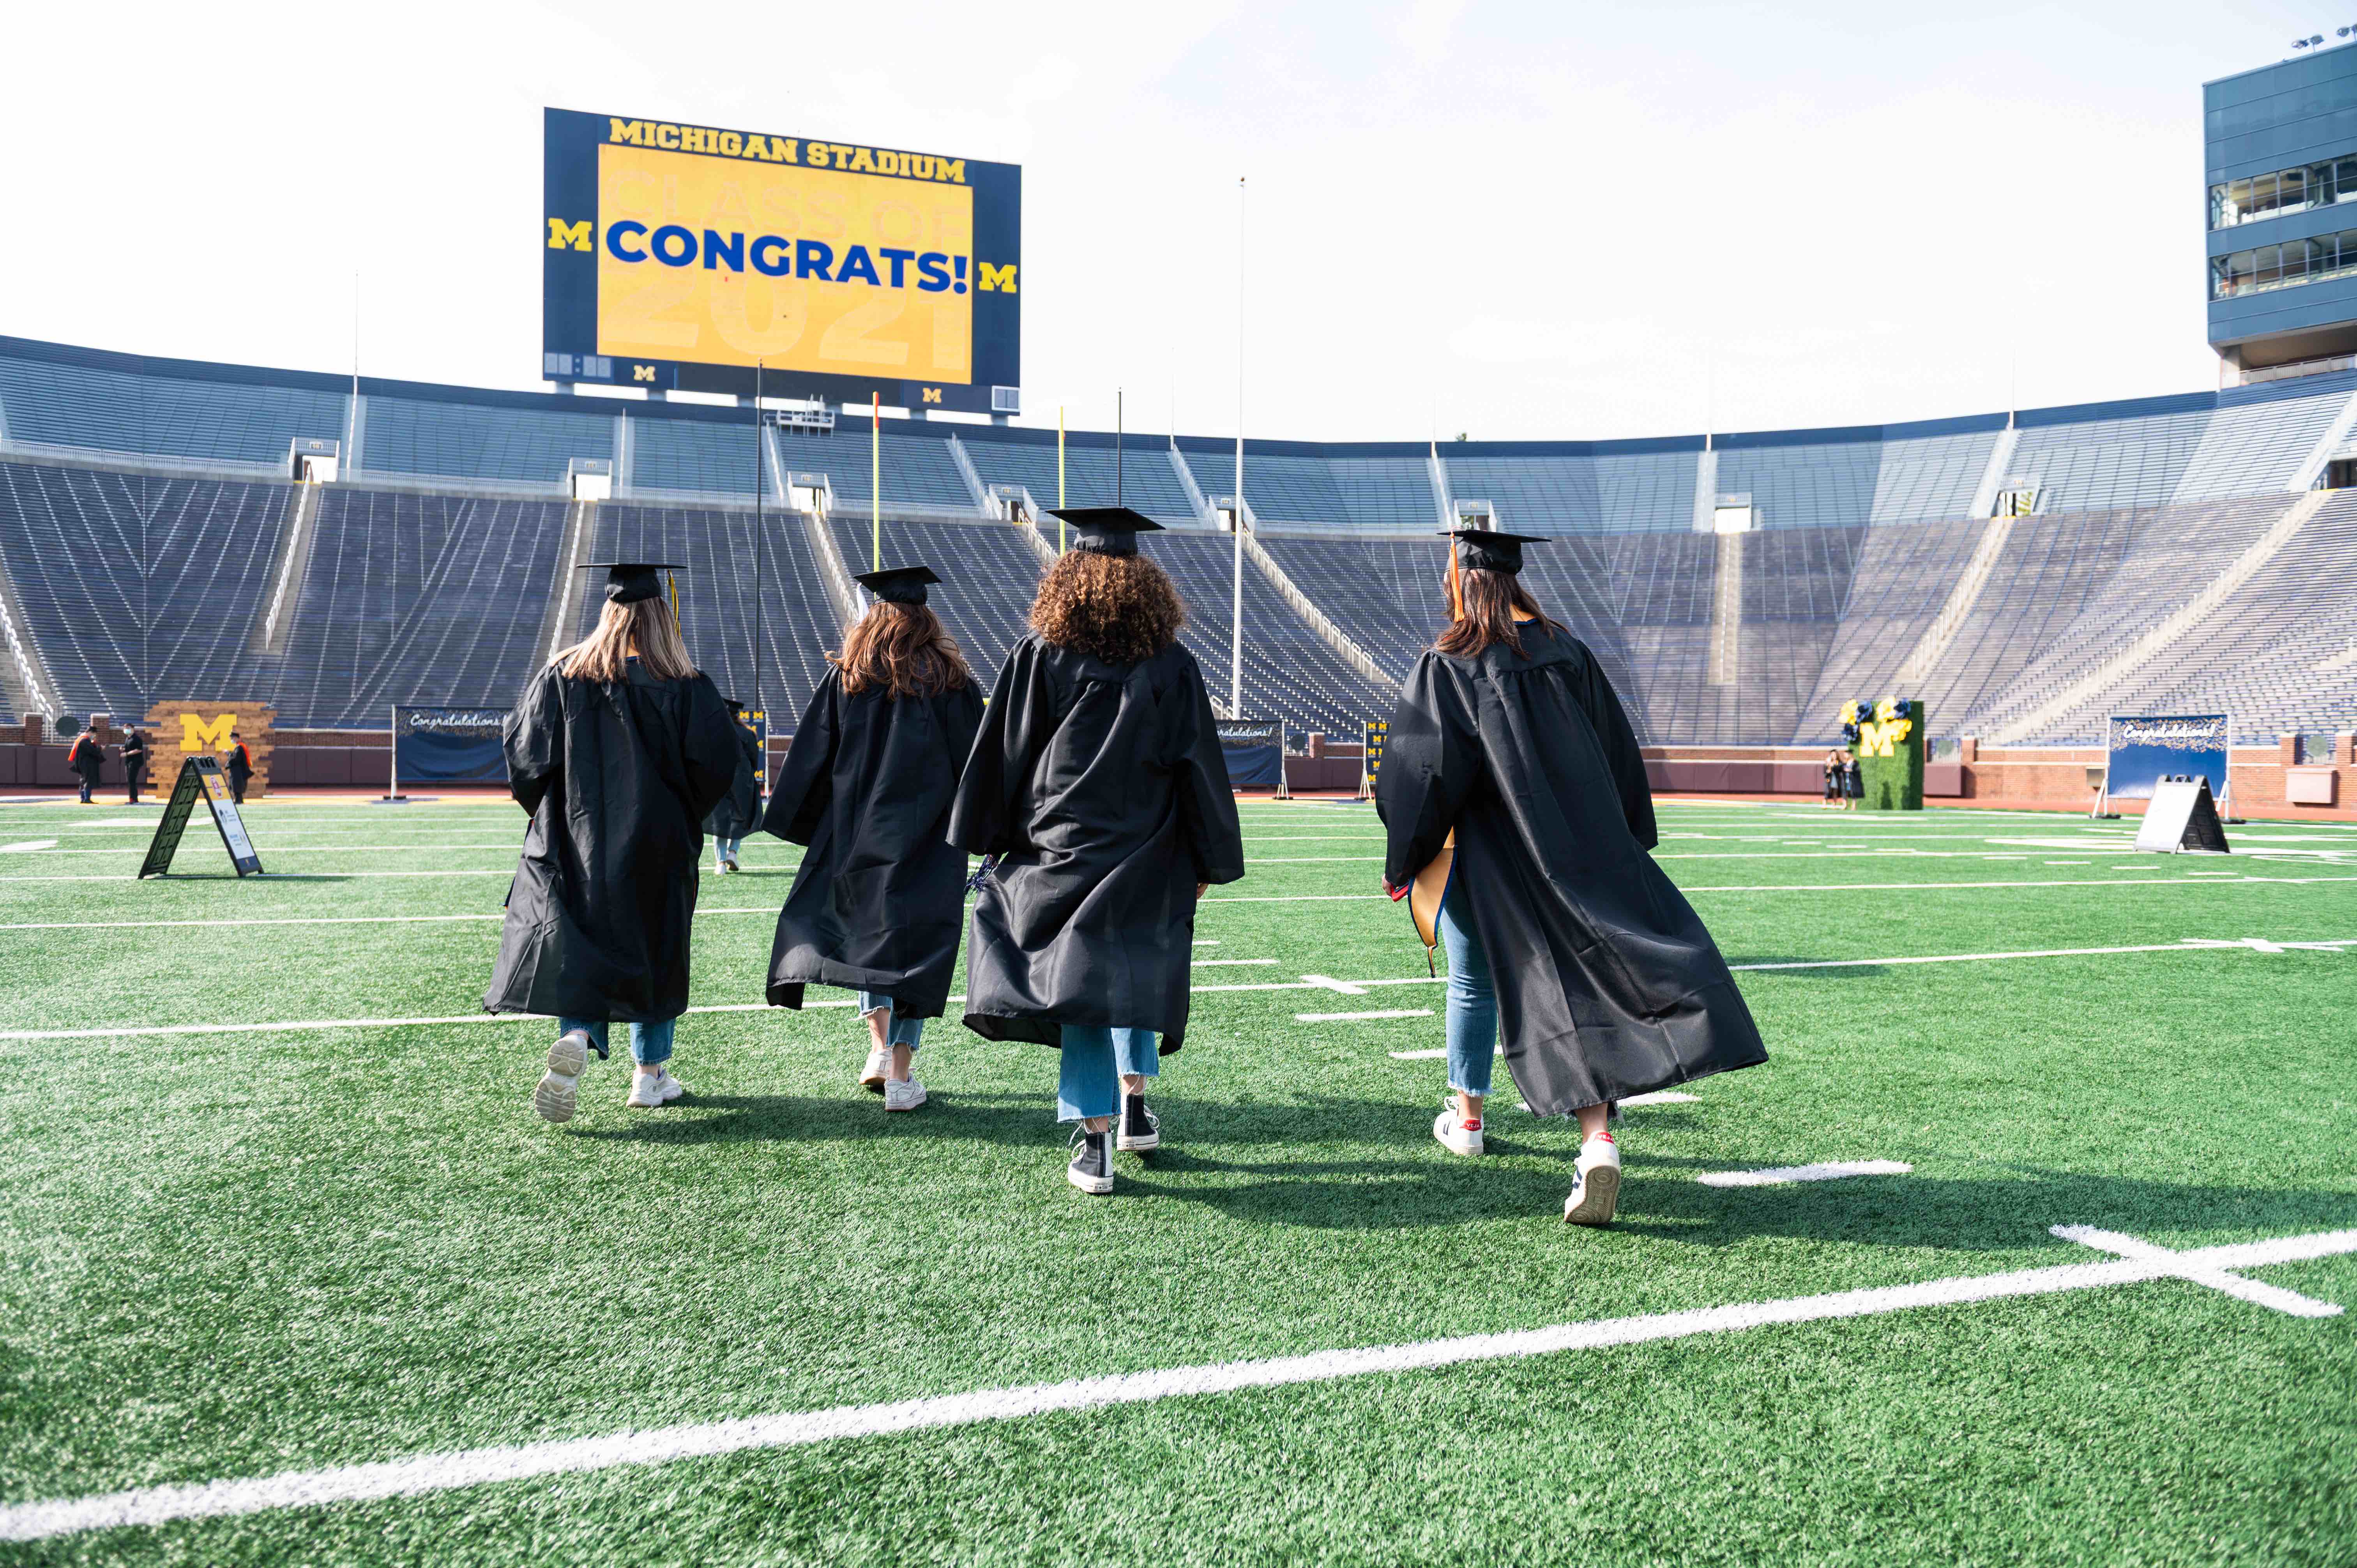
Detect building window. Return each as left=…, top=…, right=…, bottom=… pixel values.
left=2211, top=227, right=2357, bottom=298
left=2211, top=153, right=2357, bottom=228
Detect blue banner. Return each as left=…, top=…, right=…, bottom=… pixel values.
left=2105, top=714, right=2229, bottom=803
left=394, top=708, right=509, bottom=786
left=1218, top=720, right=1283, bottom=791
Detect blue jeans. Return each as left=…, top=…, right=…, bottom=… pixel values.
left=1438, top=879, right=1497, bottom=1097
left=857, top=991, right=925, bottom=1051
left=1057, top=1025, right=1159, bottom=1122
left=559, top=1015, right=675, bottom=1068
left=714, top=836, right=742, bottom=866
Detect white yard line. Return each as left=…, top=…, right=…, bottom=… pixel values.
left=0, top=839, right=58, bottom=853
left=4, top=1225, right=2345, bottom=1542
left=1698, top=1160, right=1914, bottom=1187
left=7, top=938, right=2346, bottom=1037
left=1295, top=1008, right=1433, bottom=1022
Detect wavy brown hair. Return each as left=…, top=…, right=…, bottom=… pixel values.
left=832, top=601, right=972, bottom=699
left=558, top=597, right=698, bottom=683
left=1028, top=550, right=1185, bottom=666
left=1433, top=567, right=1565, bottom=659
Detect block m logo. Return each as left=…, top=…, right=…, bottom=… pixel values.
left=546, top=218, right=592, bottom=251
left=921, top=387, right=942, bottom=404
left=180, top=713, right=235, bottom=753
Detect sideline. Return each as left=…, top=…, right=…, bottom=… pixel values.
left=4, top=1225, right=2345, bottom=1542
left=3, top=938, right=2342, bottom=1039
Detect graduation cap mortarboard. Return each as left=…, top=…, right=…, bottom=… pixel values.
left=1048, top=506, right=1163, bottom=558
left=1437, top=528, right=1550, bottom=576
left=580, top=561, right=678, bottom=604
left=853, top=564, right=941, bottom=606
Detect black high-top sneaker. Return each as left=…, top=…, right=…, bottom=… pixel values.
left=1117, top=1093, right=1161, bottom=1152
left=1067, top=1127, right=1114, bottom=1195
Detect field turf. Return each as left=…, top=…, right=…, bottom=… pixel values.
left=1, top=795, right=2353, bottom=1564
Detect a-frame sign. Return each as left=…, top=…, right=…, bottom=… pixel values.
left=2133, top=778, right=2232, bottom=855
left=139, top=756, right=265, bottom=878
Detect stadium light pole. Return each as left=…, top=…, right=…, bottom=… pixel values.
left=754, top=358, right=765, bottom=787
left=1232, top=175, right=1246, bottom=721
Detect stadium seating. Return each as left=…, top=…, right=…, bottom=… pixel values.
left=0, top=460, right=286, bottom=721
left=276, top=488, right=570, bottom=727
left=1127, top=528, right=1401, bottom=738
left=585, top=503, right=845, bottom=720
left=5, top=333, right=2357, bottom=753
left=829, top=514, right=1044, bottom=678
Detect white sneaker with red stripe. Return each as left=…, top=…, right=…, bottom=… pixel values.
left=1432, top=1101, right=1484, bottom=1157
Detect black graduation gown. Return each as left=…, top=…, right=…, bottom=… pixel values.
left=947, top=634, right=1245, bottom=1053
left=762, top=669, right=985, bottom=1018
left=1376, top=624, right=1766, bottom=1115
left=704, top=720, right=762, bottom=840
left=484, top=659, right=740, bottom=1022
left=67, top=737, right=104, bottom=782
left=226, top=745, right=253, bottom=785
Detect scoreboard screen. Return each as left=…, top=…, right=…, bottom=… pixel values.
left=542, top=108, right=1020, bottom=415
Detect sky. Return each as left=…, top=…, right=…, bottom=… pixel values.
left=0, top=2, right=2338, bottom=442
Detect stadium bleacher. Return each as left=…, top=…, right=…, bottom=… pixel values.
left=2, top=332, right=2353, bottom=753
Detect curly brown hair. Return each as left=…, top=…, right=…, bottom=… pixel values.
left=1028, top=550, right=1186, bottom=666
left=831, top=602, right=972, bottom=699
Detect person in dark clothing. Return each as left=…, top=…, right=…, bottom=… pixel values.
left=224, top=732, right=254, bottom=803
left=1822, top=748, right=1845, bottom=808
left=1377, top=526, right=1767, bottom=1226
left=764, top=565, right=985, bottom=1113
left=486, top=562, right=740, bottom=1123
left=67, top=726, right=105, bottom=803
left=120, top=728, right=148, bottom=805
left=949, top=508, right=1245, bottom=1195
left=705, top=700, right=762, bottom=873
left=1843, top=750, right=1864, bottom=810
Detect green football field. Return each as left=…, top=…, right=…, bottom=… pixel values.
left=2, top=793, right=2353, bottom=1565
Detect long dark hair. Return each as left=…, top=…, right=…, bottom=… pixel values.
left=1433, top=567, right=1564, bottom=658
left=1029, top=550, right=1185, bottom=666
left=832, top=601, right=971, bottom=699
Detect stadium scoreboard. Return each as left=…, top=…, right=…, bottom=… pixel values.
left=542, top=108, right=1020, bottom=416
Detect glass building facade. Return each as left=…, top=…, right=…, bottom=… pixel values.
left=2206, top=46, right=2357, bottom=376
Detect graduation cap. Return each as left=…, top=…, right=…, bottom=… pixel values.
left=853, top=565, right=940, bottom=606
left=580, top=561, right=677, bottom=604
left=1048, top=506, right=1163, bottom=558
left=1437, top=528, right=1550, bottom=576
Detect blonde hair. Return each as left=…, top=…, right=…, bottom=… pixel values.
left=556, top=597, right=698, bottom=683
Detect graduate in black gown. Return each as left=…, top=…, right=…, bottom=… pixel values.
left=705, top=700, right=762, bottom=873
left=486, top=562, right=740, bottom=1123
left=949, top=509, right=1244, bottom=1195
left=764, top=565, right=984, bottom=1113
left=1377, top=526, right=1766, bottom=1225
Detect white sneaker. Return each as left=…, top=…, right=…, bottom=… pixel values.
left=884, top=1076, right=928, bottom=1112
left=534, top=1030, right=593, bottom=1123
left=627, top=1067, right=688, bottom=1108
left=1432, top=1102, right=1484, bottom=1157
left=1562, top=1135, right=1622, bottom=1226
left=859, top=1046, right=890, bottom=1094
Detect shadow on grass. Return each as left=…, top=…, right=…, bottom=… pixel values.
left=572, top=1092, right=2357, bottom=1246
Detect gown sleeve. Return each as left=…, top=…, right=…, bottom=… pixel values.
left=1573, top=644, right=1656, bottom=851
left=760, top=671, right=839, bottom=845
left=941, top=677, right=986, bottom=789
left=1377, top=651, right=1479, bottom=890
left=503, top=665, right=564, bottom=817
left=1173, top=656, right=1244, bottom=885
left=680, top=674, right=743, bottom=823
left=947, top=639, right=1057, bottom=856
